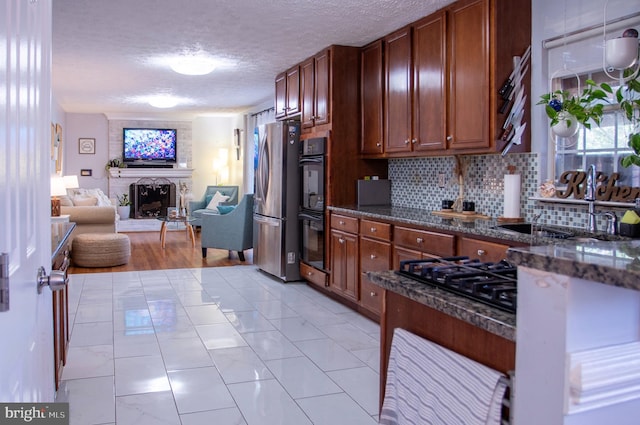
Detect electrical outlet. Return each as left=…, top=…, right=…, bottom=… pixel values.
left=438, top=173, right=446, bottom=188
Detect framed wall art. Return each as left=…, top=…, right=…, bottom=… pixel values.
left=78, top=138, right=95, bottom=154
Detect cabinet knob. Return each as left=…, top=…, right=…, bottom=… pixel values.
left=310, top=115, right=316, bottom=119
left=370, top=227, right=376, bottom=232
left=339, top=238, right=345, bottom=244
left=339, top=220, right=345, bottom=225
left=411, top=139, right=417, bottom=144
left=477, top=249, right=486, bottom=256
left=446, top=135, right=452, bottom=141
left=370, top=254, right=376, bottom=259
left=416, top=237, right=424, bottom=244
left=376, top=142, right=382, bottom=147
left=404, top=139, right=410, bottom=145
left=370, top=291, right=378, bottom=297
left=307, top=271, right=313, bottom=276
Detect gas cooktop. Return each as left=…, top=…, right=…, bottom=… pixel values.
left=396, top=256, right=517, bottom=313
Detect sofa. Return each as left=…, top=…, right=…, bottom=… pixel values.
left=188, top=185, right=239, bottom=227
left=60, top=188, right=117, bottom=240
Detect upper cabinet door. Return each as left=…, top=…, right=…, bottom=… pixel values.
left=275, top=72, right=287, bottom=119
left=361, top=40, right=384, bottom=155
left=286, top=65, right=300, bottom=116
left=413, top=11, right=447, bottom=152
left=384, top=27, right=412, bottom=153
left=447, top=0, right=489, bottom=150
left=301, top=57, right=315, bottom=128
left=314, top=49, right=330, bottom=127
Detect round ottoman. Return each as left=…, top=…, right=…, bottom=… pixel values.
left=72, top=233, right=131, bottom=267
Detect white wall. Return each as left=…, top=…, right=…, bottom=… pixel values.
left=192, top=115, right=244, bottom=201
left=64, top=113, right=109, bottom=192
left=531, top=0, right=639, bottom=180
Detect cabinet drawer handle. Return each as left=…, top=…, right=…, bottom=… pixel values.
left=477, top=249, right=486, bottom=256
left=370, top=291, right=378, bottom=297
left=339, top=220, right=345, bottom=225
left=416, top=237, right=424, bottom=244
left=307, top=271, right=313, bottom=276
left=339, top=238, right=345, bottom=244
left=370, top=227, right=376, bottom=232
left=446, top=135, right=452, bottom=141
left=370, top=254, right=376, bottom=259
left=411, top=139, right=417, bottom=144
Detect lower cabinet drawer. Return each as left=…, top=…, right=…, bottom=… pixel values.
left=394, top=226, right=455, bottom=257
left=360, top=275, right=382, bottom=315
left=458, top=237, right=510, bottom=263
left=300, top=262, right=328, bottom=288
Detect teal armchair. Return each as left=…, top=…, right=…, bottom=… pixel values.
left=201, top=194, right=254, bottom=261
left=188, top=185, right=239, bottom=227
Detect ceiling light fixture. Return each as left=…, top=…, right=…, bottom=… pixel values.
left=170, top=56, right=217, bottom=76
left=148, top=96, right=179, bottom=108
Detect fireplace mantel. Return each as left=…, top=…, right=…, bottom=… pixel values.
left=108, top=168, right=194, bottom=179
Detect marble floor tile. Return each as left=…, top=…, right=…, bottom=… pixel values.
left=56, top=376, right=115, bottom=425
left=62, top=266, right=381, bottom=425
left=114, top=355, right=170, bottom=396
left=327, top=366, right=380, bottom=415
left=242, top=330, right=303, bottom=361
left=296, top=392, right=378, bottom=425
left=209, top=346, right=274, bottom=384
left=228, top=379, right=312, bottom=425
left=294, top=339, right=365, bottom=372
left=115, top=391, right=180, bottom=425
left=167, top=367, right=235, bottom=413
left=265, top=356, right=342, bottom=398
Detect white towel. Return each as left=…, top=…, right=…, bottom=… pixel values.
left=379, top=328, right=507, bottom=425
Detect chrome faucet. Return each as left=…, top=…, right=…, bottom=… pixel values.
left=584, top=164, right=597, bottom=233
left=603, top=211, right=618, bottom=236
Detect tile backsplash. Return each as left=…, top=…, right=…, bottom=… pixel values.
left=388, top=153, right=631, bottom=230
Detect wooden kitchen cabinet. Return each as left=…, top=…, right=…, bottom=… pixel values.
left=458, top=236, right=510, bottom=263
left=359, top=219, right=392, bottom=316
left=301, top=49, right=330, bottom=129
left=361, top=40, right=384, bottom=156
left=274, top=65, right=300, bottom=119
left=300, top=261, right=328, bottom=289
left=446, top=0, right=489, bottom=150
left=372, top=0, right=530, bottom=157
left=393, top=226, right=456, bottom=268
left=330, top=214, right=359, bottom=301
left=384, top=27, right=412, bottom=154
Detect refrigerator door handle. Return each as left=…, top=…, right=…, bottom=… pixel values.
left=254, top=215, right=280, bottom=226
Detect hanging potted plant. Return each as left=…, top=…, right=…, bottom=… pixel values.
left=618, top=70, right=640, bottom=168
left=116, top=193, right=132, bottom=220
left=538, top=79, right=611, bottom=137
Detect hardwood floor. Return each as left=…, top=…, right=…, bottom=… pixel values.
left=68, top=230, right=253, bottom=274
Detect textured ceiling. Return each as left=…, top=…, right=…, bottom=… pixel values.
left=53, top=0, right=455, bottom=118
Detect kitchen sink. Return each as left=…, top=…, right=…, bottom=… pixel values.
left=494, top=223, right=574, bottom=239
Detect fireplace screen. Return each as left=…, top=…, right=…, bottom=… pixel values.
left=130, top=178, right=176, bottom=218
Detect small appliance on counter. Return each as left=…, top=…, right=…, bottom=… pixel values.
left=357, top=179, right=391, bottom=206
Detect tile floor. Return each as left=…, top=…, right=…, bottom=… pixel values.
left=56, top=266, right=381, bottom=425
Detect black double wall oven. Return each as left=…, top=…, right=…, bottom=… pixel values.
left=299, top=137, right=326, bottom=270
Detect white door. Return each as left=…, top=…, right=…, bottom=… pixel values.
left=0, top=0, right=55, bottom=401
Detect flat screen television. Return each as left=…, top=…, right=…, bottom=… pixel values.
left=123, top=128, right=177, bottom=163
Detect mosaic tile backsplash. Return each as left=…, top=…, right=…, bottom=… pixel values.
left=388, top=153, right=632, bottom=231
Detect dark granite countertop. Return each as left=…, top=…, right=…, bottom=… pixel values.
left=367, top=270, right=516, bottom=341
left=52, top=222, right=75, bottom=261
left=507, top=240, right=640, bottom=291
left=328, top=205, right=532, bottom=245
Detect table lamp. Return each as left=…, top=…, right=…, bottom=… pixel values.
left=63, top=175, right=79, bottom=190
left=50, top=176, right=67, bottom=216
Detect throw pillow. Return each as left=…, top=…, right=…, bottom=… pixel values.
left=205, top=191, right=230, bottom=210
left=59, top=195, right=73, bottom=206
left=72, top=196, right=98, bottom=206
left=217, top=205, right=236, bottom=215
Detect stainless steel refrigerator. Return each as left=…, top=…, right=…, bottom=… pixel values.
left=253, top=121, right=301, bottom=281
